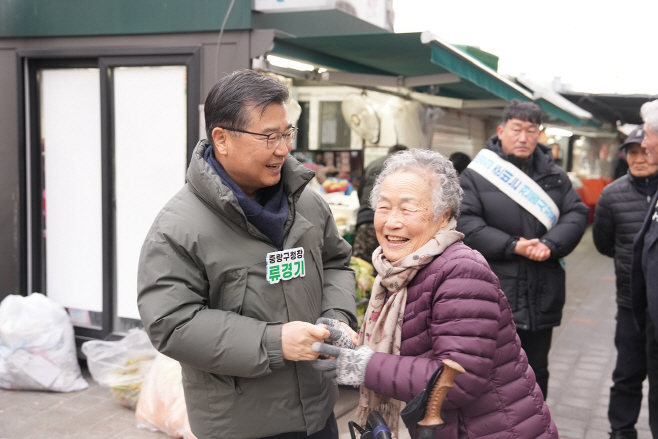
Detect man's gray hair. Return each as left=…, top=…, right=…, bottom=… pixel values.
left=204, top=69, right=290, bottom=142
left=369, top=148, right=463, bottom=220
left=641, top=99, right=658, bottom=133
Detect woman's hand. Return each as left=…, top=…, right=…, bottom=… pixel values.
left=341, top=321, right=359, bottom=347
left=315, top=317, right=358, bottom=349
left=311, top=343, right=374, bottom=385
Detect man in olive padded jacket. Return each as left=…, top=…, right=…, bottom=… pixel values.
left=137, top=70, right=357, bottom=439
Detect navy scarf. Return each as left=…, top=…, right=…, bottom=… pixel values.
left=204, top=146, right=289, bottom=249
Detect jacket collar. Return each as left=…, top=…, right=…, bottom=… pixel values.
left=628, top=169, right=658, bottom=197
left=485, top=134, right=556, bottom=176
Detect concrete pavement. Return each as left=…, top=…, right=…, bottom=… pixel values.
left=0, top=226, right=651, bottom=438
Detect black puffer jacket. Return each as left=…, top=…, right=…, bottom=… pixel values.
left=593, top=171, right=658, bottom=309
left=457, top=135, right=589, bottom=331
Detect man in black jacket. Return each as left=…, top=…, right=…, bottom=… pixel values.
left=593, top=125, right=658, bottom=439
left=457, top=100, right=589, bottom=399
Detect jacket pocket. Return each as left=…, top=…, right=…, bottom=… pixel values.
left=309, top=247, right=325, bottom=288
left=300, top=247, right=325, bottom=318
left=538, top=262, right=565, bottom=313
left=539, top=174, right=563, bottom=192
left=490, top=261, right=519, bottom=309
left=219, top=267, right=248, bottom=314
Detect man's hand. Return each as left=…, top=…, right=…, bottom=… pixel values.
left=281, top=321, right=330, bottom=361
left=514, top=237, right=551, bottom=261
left=315, top=317, right=358, bottom=349
left=514, top=237, right=539, bottom=257
left=526, top=241, right=551, bottom=261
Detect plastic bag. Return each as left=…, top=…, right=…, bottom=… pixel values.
left=0, top=293, right=88, bottom=392
left=136, top=353, right=197, bottom=439
left=81, top=327, right=157, bottom=409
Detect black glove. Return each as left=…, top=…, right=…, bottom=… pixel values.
left=315, top=317, right=355, bottom=349
left=311, top=342, right=374, bottom=386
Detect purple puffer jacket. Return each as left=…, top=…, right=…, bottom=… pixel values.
left=363, top=241, right=558, bottom=438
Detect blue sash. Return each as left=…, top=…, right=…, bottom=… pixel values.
left=467, top=149, right=560, bottom=230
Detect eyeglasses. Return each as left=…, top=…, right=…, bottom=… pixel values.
left=219, top=126, right=298, bottom=149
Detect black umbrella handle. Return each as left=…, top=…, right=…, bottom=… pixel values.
left=367, top=411, right=393, bottom=439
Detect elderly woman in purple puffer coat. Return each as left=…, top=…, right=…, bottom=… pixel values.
left=313, top=149, right=558, bottom=438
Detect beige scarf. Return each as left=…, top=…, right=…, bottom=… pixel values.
left=355, top=219, right=463, bottom=438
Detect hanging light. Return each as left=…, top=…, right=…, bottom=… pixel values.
left=545, top=127, right=573, bottom=138
left=266, top=55, right=315, bottom=72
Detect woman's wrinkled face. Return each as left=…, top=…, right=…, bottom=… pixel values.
left=374, top=171, right=449, bottom=262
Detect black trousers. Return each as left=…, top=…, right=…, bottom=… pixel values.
left=517, top=327, right=553, bottom=399
left=608, top=307, right=658, bottom=436
left=260, top=413, right=338, bottom=439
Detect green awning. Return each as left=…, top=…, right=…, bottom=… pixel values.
left=273, top=32, right=530, bottom=102
left=268, top=32, right=595, bottom=126
left=423, top=33, right=531, bottom=103
left=537, top=99, right=586, bottom=127
left=516, top=75, right=598, bottom=127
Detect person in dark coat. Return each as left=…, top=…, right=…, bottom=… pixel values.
left=448, top=151, right=471, bottom=175
left=313, top=149, right=558, bottom=438
left=352, top=145, right=407, bottom=263
left=593, top=124, right=658, bottom=439
left=549, top=143, right=563, bottom=167
left=631, top=101, right=658, bottom=439
left=456, top=100, right=589, bottom=399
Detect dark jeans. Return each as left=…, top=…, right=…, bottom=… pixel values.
left=517, top=327, right=553, bottom=399
left=609, top=306, right=646, bottom=433
left=259, top=413, right=338, bottom=439
left=609, top=307, right=658, bottom=436
left=648, top=314, right=658, bottom=437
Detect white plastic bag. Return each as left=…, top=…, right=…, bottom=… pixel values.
left=0, top=293, right=88, bottom=392
left=136, top=353, right=197, bottom=439
left=81, top=327, right=157, bottom=409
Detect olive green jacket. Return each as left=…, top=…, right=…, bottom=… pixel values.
left=137, top=140, right=356, bottom=439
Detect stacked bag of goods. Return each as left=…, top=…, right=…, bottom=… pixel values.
left=83, top=328, right=196, bottom=438
left=82, top=327, right=157, bottom=409
left=0, top=293, right=88, bottom=392
left=321, top=177, right=353, bottom=195
left=135, top=353, right=197, bottom=439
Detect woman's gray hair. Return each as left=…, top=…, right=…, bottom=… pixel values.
left=369, top=148, right=463, bottom=221
left=641, top=99, right=658, bottom=133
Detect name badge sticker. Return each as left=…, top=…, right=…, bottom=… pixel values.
left=266, top=247, right=305, bottom=284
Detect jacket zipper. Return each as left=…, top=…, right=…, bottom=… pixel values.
left=279, top=199, right=296, bottom=251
